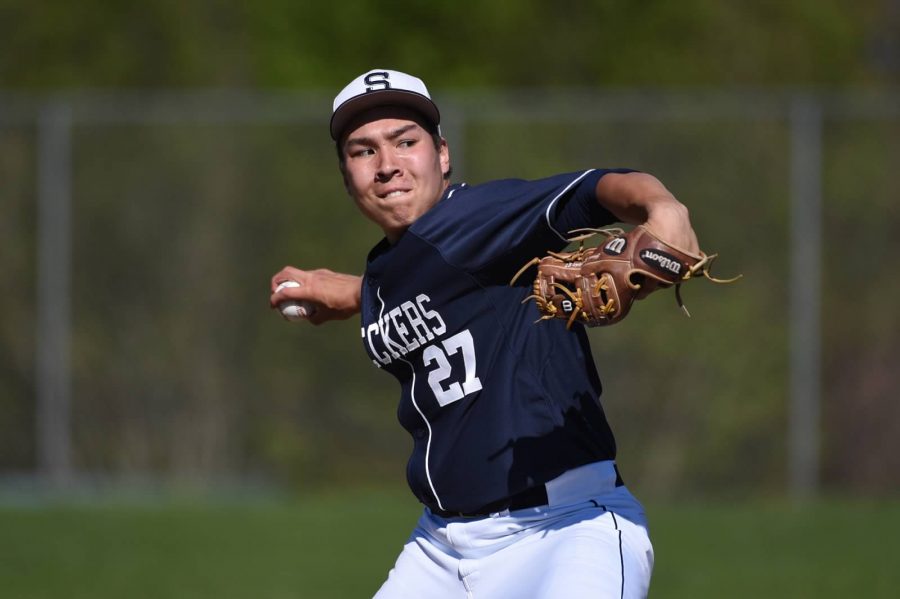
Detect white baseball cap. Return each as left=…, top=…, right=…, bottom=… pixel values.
left=330, top=69, right=441, bottom=140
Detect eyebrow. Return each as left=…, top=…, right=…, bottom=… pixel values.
left=345, top=123, right=419, bottom=148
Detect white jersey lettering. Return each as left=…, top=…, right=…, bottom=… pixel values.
left=365, top=289, right=451, bottom=367
left=416, top=294, right=446, bottom=336
left=402, top=300, right=433, bottom=345
left=388, top=306, right=416, bottom=350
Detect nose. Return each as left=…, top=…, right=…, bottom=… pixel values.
left=375, top=147, right=401, bottom=181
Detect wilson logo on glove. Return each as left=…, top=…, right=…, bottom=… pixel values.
left=603, top=237, right=627, bottom=255
left=639, top=249, right=683, bottom=276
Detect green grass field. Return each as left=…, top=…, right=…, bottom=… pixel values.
left=2, top=490, right=897, bottom=598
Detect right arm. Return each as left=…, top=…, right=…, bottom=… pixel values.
left=269, top=266, right=362, bottom=325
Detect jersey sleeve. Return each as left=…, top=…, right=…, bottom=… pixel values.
left=550, top=169, right=635, bottom=239
left=412, top=168, right=631, bottom=281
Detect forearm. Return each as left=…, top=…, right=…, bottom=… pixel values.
left=270, top=267, right=362, bottom=324
left=594, top=172, right=679, bottom=223
left=595, top=172, right=698, bottom=253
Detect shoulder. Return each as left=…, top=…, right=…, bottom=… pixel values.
left=411, top=170, right=603, bottom=239
left=422, top=171, right=600, bottom=221
left=446, top=172, right=598, bottom=201
left=437, top=178, right=530, bottom=204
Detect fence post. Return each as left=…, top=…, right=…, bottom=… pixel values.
left=36, top=100, right=74, bottom=487
left=789, top=93, right=823, bottom=501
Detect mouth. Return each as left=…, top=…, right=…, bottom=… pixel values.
left=378, top=189, right=410, bottom=200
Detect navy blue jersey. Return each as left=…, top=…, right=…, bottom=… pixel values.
left=360, top=169, right=624, bottom=514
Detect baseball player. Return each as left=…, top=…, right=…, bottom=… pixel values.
left=270, top=69, right=701, bottom=599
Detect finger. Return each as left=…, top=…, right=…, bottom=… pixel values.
left=274, top=280, right=301, bottom=293
left=270, top=266, right=305, bottom=291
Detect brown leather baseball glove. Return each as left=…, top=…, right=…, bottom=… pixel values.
left=510, top=225, right=740, bottom=328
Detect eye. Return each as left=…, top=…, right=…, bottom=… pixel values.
left=398, top=139, right=416, bottom=148
left=351, top=147, right=374, bottom=158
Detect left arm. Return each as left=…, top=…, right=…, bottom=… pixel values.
left=595, top=172, right=699, bottom=254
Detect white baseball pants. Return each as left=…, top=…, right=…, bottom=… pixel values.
left=373, top=461, right=654, bottom=599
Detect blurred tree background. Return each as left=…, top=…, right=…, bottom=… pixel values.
left=1, top=0, right=895, bottom=88
left=1, top=0, right=898, bottom=502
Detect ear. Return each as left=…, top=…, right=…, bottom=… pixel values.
left=439, top=138, right=451, bottom=178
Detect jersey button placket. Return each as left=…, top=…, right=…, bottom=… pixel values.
left=366, top=278, right=379, bottom=318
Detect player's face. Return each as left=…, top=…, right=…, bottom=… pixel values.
left=339, top=106, right=450, bottom=243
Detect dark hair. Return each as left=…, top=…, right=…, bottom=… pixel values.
left=335, top=122, right=452, bottom=180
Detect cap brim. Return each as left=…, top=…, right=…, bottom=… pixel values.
left=330, top=90, right=440, bottom=140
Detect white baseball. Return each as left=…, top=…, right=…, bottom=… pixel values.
left=275, top=280, right=317, bottom=321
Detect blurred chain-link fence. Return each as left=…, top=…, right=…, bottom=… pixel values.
left=2, top=89, right=898, bottom=500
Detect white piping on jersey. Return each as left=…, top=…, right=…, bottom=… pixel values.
left=375, top=287, right=407, bottom=360
left=544, top=169, right=596, bottom=241
left=376, top=287, right=446, bottom=511
left=445, top=183, right=466, bottom=200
